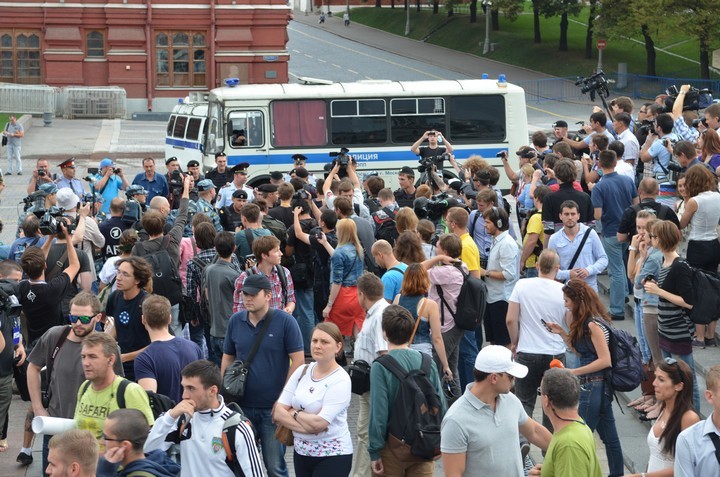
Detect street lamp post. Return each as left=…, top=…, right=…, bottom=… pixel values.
left=405, top=0, right=410, bottom=36
left=482, top=0, right=492, bottom=55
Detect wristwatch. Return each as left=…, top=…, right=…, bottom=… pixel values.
left=293, top=409, right=302, bottom=420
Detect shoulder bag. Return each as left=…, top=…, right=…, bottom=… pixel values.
left=222, top=310, right=273, bottom=399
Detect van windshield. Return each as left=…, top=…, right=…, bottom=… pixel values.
left=205, top=99, right=223, bottom=154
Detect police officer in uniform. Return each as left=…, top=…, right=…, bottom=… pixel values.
left=83, top=192, right=105, bottom=222
left=195, top=179, right=223, bottom=232
left=218, top=189, right=247, bottom=232
left=284, top=154, right=317, bottom=186
left=215, top=162, right=254, bottom=207
left=55, top=157, right=86, bottom=197
left=125, top=185, right=148, bottom=213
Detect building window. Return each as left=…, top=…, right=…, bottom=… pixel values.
left=155, top=31, right=206, bottom=87
left=86, top=31, right=105, bottom=58
left=0, top=30, right=41, bottom=84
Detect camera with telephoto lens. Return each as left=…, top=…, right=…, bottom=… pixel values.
left=291, top=189, right=311, bottom=211
left=23, top=190, right=47, bottom=212
left=638, top=119, right=656, bottom=136
left=38, top=169, right=46, bottom=177
left=169, top=169, right=183, bottom=190
left=329, top=148, right=354, bottom=178
left=413, top=192, right=454, bottom=222
left=575, top=71, right=610, bottom=101
left=692, top=118, right=708, bottom=129
left=35, top=207, right=77, bottom=236
left=0, top=280, right=21, bottom=320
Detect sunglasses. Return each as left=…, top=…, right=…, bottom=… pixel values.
left=101, top=433, right=124, bottom=442
left=664, top=357, right=678, bottom=365
left=67, top=314, right=99, bottom=325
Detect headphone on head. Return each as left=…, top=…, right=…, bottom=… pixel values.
left=491, top=206, right=504, bottom=229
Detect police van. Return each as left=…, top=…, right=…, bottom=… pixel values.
left=165, top=92, right=209, bottom=166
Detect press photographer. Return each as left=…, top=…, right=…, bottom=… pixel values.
left=670, top=84, right=716, bottom=142
left=26, top=159, right=53, bottom=195
left=640, top=113, right=678, bottom=178
left=411, top=130, right=454, bottom=175
left=95, top=158, right=129, bottom=214
left=329, top=147, right=355, bottom=179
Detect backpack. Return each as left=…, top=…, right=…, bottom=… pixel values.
left=678, top=260, right=720, bottom=325
left=79, top=379, right=176, bottom=420
left=588, top=318, right=644, bottom=393
left=373, top=207, right=399, bottom=246
left=169, top=401, right=253, bottom=477
left=376, top=353, right=443, bottom=461
left=190, top=251, right=218, bottom=322
left=435, top=264, right=487, bottom=331
left=365, top=197, right=381, bottom=215
left=262, top=216, right=288, bottom=251
left=136, top=235, right=183, bottom=305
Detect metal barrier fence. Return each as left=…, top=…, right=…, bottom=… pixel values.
left=0, top=83, right=58, bottom=115
left=63, top=86, right=126, bottom=119
left=518, top=74, right=720, bottom=104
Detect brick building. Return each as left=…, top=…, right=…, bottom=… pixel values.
left=0, top=0, right=291, bottom=111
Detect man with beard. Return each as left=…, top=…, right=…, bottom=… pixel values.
left=27, top=292, right=123, bottom=473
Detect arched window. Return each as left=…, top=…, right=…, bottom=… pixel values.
left=0, top=29, right=41, bottom=84
left=86, top=31, right=105, bottom=58
left=155, top=31, right=206, bottom=87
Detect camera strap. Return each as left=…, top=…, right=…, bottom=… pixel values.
left=568, top=228, right=592, bottom=270
left=44, top=326, right=72, bottom=397
left=244, top=309, right=273, bottom=370
left=47, top=249, right=69, bottom=281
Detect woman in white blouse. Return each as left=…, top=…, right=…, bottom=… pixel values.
left=273, top=322, right=352, bottom=477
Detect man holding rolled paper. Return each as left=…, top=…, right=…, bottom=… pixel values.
left=28, top=292, right=123, bottom=474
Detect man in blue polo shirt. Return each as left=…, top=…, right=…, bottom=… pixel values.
left=132, top=157, right=169, bottom=202
left=591, top=150, right=638, bottom=320
left=95, top=158, right=129, bottom=213
left=221, top=274, right=304, bottom=477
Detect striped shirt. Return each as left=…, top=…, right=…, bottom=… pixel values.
left=657, top=261, right=693, bottom=343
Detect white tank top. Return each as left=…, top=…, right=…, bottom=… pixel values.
left=646, top=426, right=674, bottom=472
left=688, top=190, right=720, bottom=241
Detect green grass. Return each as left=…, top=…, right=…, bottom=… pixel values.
left=350, top=6, right=720, bottom=80
left=0, top=113, right=22, bottom=127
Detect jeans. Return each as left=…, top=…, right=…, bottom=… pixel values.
left=578, top=380, right=624, bottom=477
left=43, top=433, right=52, bottom=477
left=634, top=301, right=651, bottom=364
left=293, top=288, right=315, bottom=354
left=601, top=235, right=628, bottom=316
left=6, top=144, right=21, bottom=174
left=209, top=336, right=225, bottom=367
left=459, top=330, right=479, bottom=390
left=351, top=392, right=371, bottom=477
left=661, top=349, right=701, bottom=411
left=241, top=406, right=288, bottom=477
left=188, top=319, right=206, bottom=358
left=169, top=303, right=182, bottom=337
left=524, top=267, right=538, bottom=278
left=514, top=352, right=565, bottom=437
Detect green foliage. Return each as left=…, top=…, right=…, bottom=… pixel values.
left=538, top=0, right=581, bottom=19
left=350, top=6, right=720, bottom=79
left=494, top=0, right=524, bottom=21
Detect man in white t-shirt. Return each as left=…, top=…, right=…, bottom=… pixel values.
left=506, top=249, right=567, bottom=439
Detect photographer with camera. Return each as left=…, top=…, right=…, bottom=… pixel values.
left=640, top=113, right=678, bottom=177
left=411, top=130, right=454, bottom=174
left=671, top=85, right=701, bottom=143
left=558, top=112, right=615, bottom=152
left=95, top=158, right=129, bottom=214
left=26, top=159, right=53, bottom=195
left=288, top=196, right=318, bottom=354
left=0, top=260, right=23, bottom=458
left=323, top=156, right=372, bottom=224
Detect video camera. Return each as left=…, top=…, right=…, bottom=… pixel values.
left=637, top=119, right=656, bottom=136
left=575, top=71, right=610, bottom=101
left=659, top=85, right=713, bottom=113
left=418, top=153, right=450, bottom=173
left=34, top=207, right=77, bottom=236
left=291, top=189, right=311, bottom=211
left=0, top=280, right=21, bottom=320
left=329, top=148, right=354, bottom=178
left=413, top=192, right=457, bottom=223
left=22, top=190, right=47, bottom=212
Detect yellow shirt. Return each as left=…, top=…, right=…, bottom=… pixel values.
left=74, top=376, right=155, bottom=449
left=523, top=211, right=545, bottom=268
left=460, top=233, right=481, bottom=272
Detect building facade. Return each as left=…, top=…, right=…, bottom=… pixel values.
left=0, top=0, right=290, bottom=111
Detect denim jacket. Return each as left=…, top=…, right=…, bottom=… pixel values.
left=635, top=247, right=662, bottom=307
left=330, top=243, right=363, bottom=286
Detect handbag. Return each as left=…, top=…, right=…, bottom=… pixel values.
left=1, top=123, right=7, bottom=147
left=274, top=365, right=310, bottom=446
left=348, top=360, right=371, bottom=395
left=222, top=310, right=273, bottom=399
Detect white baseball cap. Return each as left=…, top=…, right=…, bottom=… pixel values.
left=474, top=345, right=528, bottom=378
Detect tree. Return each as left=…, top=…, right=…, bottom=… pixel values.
left=670, top=0, right=720, bottom=79
left=433, top=0, right=439, bottom=14
left=584, top=0, right=598, bottom=59
left=539, top=0, right=582, bottom=52
left=470, top=0, right=478, bottom=23
left=488, top=0, right=523, bottom=30
left=532, top=0, right=542, bottom=43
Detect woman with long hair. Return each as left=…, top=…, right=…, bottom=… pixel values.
left=546, top=279, right=624, bottom=477
left=643, top=220, right=702, bottom=411
left=699, top=127, right=720, bottom=172
left=678, top=164, right=720, bottom=347
left=395, top=207, right=419, bottom=235
left=393, top=230, right=426, bottom=265
left=323, top=218, right=364, bottom=338
left=394, top=263, right=452, bottom=381
left=274, top=322, right=353, bottom=477
left=674, top=173, right=690, bottom=257
left=627, top=359, right=700, bottom=476
left=98, top=229, right=139, bottom=293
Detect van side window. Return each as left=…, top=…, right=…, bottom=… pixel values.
left=228, top=110, right=264, bottom=148
left=173, top=116, right=188, bottom=138
left=186, top=117, right=203, bottom=141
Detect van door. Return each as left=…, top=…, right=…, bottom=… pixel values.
left=226, top=108, right=269, bottom=173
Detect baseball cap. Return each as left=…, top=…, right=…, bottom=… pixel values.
left=56, top=188, right=80, bottom=211
left=196, top=179, right=215, bottom=191
left=99, top=158, right=114, bottom=168
left=516, top=146, right=536, bottom=158
left=552, top=120, right=568, bottom=128
left=242, top=274, right=272, bottom=295
left=474, top=345, right=528, bottom=378
left=39, top=183, right=58, bottom=195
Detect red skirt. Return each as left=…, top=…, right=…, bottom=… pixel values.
left=327, top=286, right=365, bottom=336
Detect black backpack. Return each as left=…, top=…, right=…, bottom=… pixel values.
left=79, top=379, right=176, bottom=420
left=678, top=260, right=720, bottom=325
left=365, top=197, right=381, bottom=215
left=584, top=319, right=644, bottom=393
left=136, top=235, right=183, bottom=305
left=373, top=207, right=399, bottom=246
left=376, top=353, right=443, bottom=461
left=435, top=264, right=487, bottom=331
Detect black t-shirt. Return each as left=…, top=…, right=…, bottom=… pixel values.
left=418, top=146, right=447, bottom=172
left=99, top=216, right=130, bottom=259
left=0, top=313, right=16, bottom=377
left=18, top=273, right=71, bottom=345
left=542, top=183, right=595, bottom=235
left=394, top=189, right=415, bottom=209
left=106, top=289, right=149, bottom=378
left=268, top=205, right=295, bottom=229
left=206, top=168, right=232, bottom=191
left=287, top=218, right=318, bottom=268
left=617, top=200, right=680, bottom=238
left=309, top=228, right=338, bottom=284
left=219, top=206, right=243, bottom=232
left=45, top=243, right=91, bottom=315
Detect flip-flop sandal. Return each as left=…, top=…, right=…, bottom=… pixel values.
left=0, top=439, right=8, bottom=452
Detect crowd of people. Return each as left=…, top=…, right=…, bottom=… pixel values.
left=0, top=87, right=719, bottom=477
